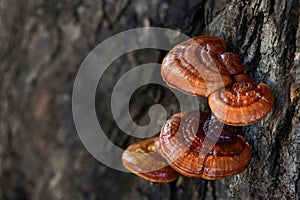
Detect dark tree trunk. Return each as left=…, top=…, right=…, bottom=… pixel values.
left=0, top=0, right=299, bottom=199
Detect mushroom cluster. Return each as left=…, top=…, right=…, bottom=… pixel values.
left=161, top=36, right=274, bottom=125
left=122, top=36, right=274, bottom=182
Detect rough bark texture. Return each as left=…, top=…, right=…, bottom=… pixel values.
left=0, top=0, right=299, bottom=199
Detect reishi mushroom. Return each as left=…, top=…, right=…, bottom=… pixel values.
left=208, top=74, right=274, bottom=126
left=122, top=137, right=179, bottom=182
left=161, top=35, right=273, bottom=126
left=159, top=110, right=252, bottom=180
left=161, top=36, right=245, bottom=97
left=122, top=35, right=273, bottom=182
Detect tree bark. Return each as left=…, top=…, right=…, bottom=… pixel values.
left=0, top=0, right=299, bottom=199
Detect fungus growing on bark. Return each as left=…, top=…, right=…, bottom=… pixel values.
left=122, top=137, right=179, bottom=182
left=122, top=35, right=273, bottom=182
left=159, top=111, right=252, bottom=180
left=161, top=36, right=245, bottom=97
left=209, top=74, right=274, bottom=126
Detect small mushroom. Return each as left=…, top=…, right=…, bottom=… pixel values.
left=208, top=74, right=274, bottom=126
left=159, top=110, right=252, bottom=180
left=122, top=137, right=179, bottom=182
left=161, top=36, right=245, bottom=97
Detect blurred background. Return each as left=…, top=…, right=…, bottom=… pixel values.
left=0, top=0, right=299, bottom=199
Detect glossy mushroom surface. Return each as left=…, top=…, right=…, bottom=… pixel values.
left=122, top=137, right=179, bottom=182
left=161, top=36, right=245, bottom=97
left=208, top=74, right=274, bottom=126
left=159, top=111, right=252, bottom=180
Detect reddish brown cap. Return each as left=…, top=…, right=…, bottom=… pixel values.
left=122, top=137, right=179, bottom=182
left=161, top=36, right=245, bottom=97
left=208, top=74, right=274, bottom=126
left=159, top=111, right=252, bottom=180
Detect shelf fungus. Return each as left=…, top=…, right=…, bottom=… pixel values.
left=208, top=74, right=274, bottom=126
left=161, top=36, right=245, bottom=97
left=159, top=111, right=252, bottom=180
left=122, top=35, right=274, bottom=183
left=122, top=137, right=179, bottom=182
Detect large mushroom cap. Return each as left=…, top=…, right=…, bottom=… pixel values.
left=159, top=111, right=252, bottom=180
left=122, top=137, right=179, bottom=182
left=208, top=74, right=274, bottom=126
left=161, top=36, right=245, bottom=97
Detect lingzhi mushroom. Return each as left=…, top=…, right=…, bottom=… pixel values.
left=122, top=35, right=273, bottom=182
left=122, top=137, right=179, bottom=182
left=161, top=36, right=245, bottom=97
left=160, top=111, right=252, bottom=180
left=209, top=74, right=274, bottom=126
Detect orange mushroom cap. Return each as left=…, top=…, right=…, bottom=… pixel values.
left=122, top=137, right=179, bottom=182
left=208, top=74, right=274, bottom=126
left=161, top=36, right=245, bottom=97
left=159, top=111, right=252, bottom=180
